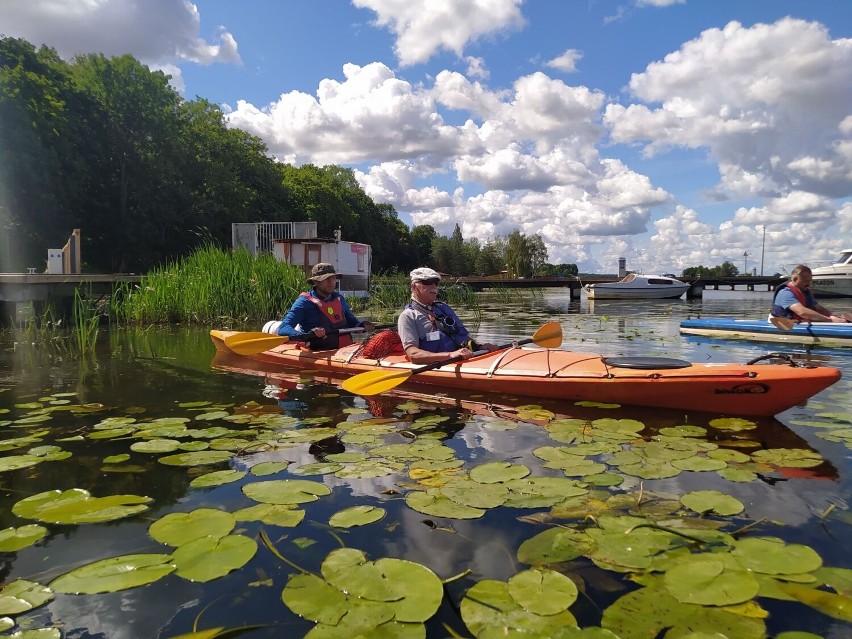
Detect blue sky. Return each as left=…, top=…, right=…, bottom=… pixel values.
left=3, top=0, right=851, bottom=274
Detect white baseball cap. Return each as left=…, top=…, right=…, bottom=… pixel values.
left=410, top=267, right=441, bottom=282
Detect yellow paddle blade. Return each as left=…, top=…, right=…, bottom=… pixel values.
left=223, top=332, right=290, bottom=355
left=340, top=368, right=413, bottom=396
left=531, top=321, right=562, bottom=348
left=769, top=317, right=796, bottom=331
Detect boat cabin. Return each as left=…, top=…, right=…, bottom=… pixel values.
left=231, top=222, right=372, bottom=297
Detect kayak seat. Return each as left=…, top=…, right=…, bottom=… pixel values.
left=603, top=357, right=692, bottom=370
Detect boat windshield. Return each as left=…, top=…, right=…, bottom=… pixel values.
left=834, top=250, right=852, bottom=266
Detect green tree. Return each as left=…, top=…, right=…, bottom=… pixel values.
left=409, top=225, right=437, bottom=269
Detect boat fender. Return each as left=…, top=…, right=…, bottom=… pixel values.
left=263, top=320, right=282, bottom=335
left=602, top=357, right=692, bottom=370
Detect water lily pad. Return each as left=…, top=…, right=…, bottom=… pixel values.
left=188, top=470, right=247, bottom=488
left=0, top=580, right=53, bottom=615
left=290, top=462, right=344, bottom=476
left=149, top=508, right=235, bottom=546
left=282, top=573, right=349, bottom=625
left=460, top=579, right=577, bottom=636
left=0, top=525, right=48, bottom=552
left=405, top=490, right=485, bottom=519
left=50, top=554, right=175, bottom=594
left=709, top=417, right=757, bottom=431
left=470, top=461, right=530, bottom=483
left=12, top=489, right=152, bottom=524
left=158, top=451, right=234, bottom=466
left=517, top=527, right=596, bottom=565
left=750, top=448, right=823, bottom=468
left=329, top=505, right=386, bottom=528
left=680, top=490, right=744, bottom=516
left=603, top=585, right=766, bottom=638
left=664, top=555, right=759, bottom=605
left=130, top=438, right=181, bottom=453
left=0, top=455, right=43, bottom=472
left=440, top=478, right=509, bottom=508
left=234, top=503, right=305, bottom=527
left=732, top=537, right=822, bottom=575
left=672, top=456, right=728, bottom=472
left=103, top=454, right=131, bottom=464
left=172, top=534, right=256, bottom=582
left=249, top=461, right=289, bottom=476
left=242, top=479, right=331, bottom=505
left=507, top=568, right=579, bottom=615
left=777, top=582, right=852, bottom=622
left=504, top=477, right=588, bottom=508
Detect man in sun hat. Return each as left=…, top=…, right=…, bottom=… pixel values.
left=397, top=267, right=496, bottom=364
left=276, top=263, right=374, bottom=350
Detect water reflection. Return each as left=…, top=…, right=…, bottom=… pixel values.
left=0, top=294, right=850, bottom=638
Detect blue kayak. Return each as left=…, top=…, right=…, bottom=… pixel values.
left=679, top=317, right=852, bottom=348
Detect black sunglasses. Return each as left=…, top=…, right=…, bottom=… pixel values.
left=416, top=278, right=441, bottom=285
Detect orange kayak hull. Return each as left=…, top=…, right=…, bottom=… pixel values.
left=210, top=330, right=841, bottom=417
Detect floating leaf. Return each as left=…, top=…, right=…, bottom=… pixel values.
left=242, top=479, right=331, bottom=505
left=517, top=527, right=596, bottom=565
left=290, top=462, right=344, bottom=476
left=282, top=573, right=349, bottom=625
left=0, top=525, right=48, bottom=552
left=189, top=469, right=246, bottom=488
left=50, top=554, right=175, bottom=594
left=440, top=478, right=508, bottom=508
left=405, top=490, right=485, bottom=519
left=664, top=555, right=759, bottom=605
left=750, top=448, right=823, bottom=468
left=12, top=489, right=151, bottom=524
left=329, top=505, right=386, bottom=528
left=234, top=503, right=305, bottom=527
left=680, top=490, right=744, bottom=516
left=470, top=461, right=530, bottom=483
left=158, top=451, right=234, bottom=466
left=777, top=582, right=852, bottom=622
left=709, top=417, right=757, bottom=431
left=172, top=534, right=256, bottom=583
left=249, top=461, right=289, bottom=476
left=732, top=537, right=822, bottom=575
left=149, top=508, right=235, bottom=547
left=507, top=568, right=579, bottom=615
left=0, top=580, right=53, bottom=615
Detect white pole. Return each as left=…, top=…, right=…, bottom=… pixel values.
left=760, top=226, right=766, bottom=276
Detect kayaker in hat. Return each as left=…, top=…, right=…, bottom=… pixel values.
left=397, top=267, right=497, bottom=364
left=277, top=263, right=374, bottom=350
left=771, top=264, right=850, bottom=324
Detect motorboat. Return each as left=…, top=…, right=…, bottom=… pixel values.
left=583, top=273, right=690, bottom=300
left=809, top=248, right=852, bottom=298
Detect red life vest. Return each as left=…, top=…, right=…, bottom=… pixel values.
left=783, top=284, right=809, bottom=321
left=299, top=292, right=353, bottom=348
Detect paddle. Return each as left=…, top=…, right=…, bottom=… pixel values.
left=224, top=327, right=373, bottom=355
left=341, top=321, right=564, bottom=396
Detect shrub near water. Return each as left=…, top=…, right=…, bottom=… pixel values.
left=112, top=245, right=307, bottom=325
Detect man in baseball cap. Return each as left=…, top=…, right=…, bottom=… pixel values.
left=276, top=263, right=373, bottom=350
left=397, top=266, right=495, bottom=363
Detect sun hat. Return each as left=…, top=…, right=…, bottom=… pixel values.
left=308, top=263, right=337, bottom=283
left=410, top=267, right=441, bottom=283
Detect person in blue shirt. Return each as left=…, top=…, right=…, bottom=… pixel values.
left=771, top=264, right=849, bottom=323
left=277, top=263, right=374, bottom=350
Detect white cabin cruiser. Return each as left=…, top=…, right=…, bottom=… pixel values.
left=584, top=273, right=690, bottom=300
left=810, top=248, right=852, bottom=298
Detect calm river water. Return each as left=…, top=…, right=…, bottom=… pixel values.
left=0, top=290, right=850, bottom=638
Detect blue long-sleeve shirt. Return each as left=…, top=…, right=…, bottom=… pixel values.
left=277, top=289, right=362, bottom=338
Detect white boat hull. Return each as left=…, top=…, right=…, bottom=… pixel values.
left=584, top=274, right=689, bottom=300
left=809, top=249, right=852, bottom=298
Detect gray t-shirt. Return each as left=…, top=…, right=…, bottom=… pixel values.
left=397, top=304, right=437, bottom=350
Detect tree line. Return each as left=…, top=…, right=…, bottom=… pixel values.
left=0, top=36, right=577, bottom=279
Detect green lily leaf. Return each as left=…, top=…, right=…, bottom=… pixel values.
left=130, top=438, right=181, bottom=453
left=777, top=581, right=852, bottom=622
left=158, top=451, right=234, bottom=466
left=12, top=489, right=151, bottom=524
left=732, top=537, right=823, bottom=575
left=329, top=505, right=386, bottom=528
left=149, top=508, right=235, bottom=547
left=405, top=490, right=485, bottom=519
left=50, top=554, right=175, bottom=594
left=664, top=555, right=759, bottom=605
left=470, top=461, right=530, bottom=483
left=460, top=579, right=577, bottom=636
left=282, top=573, right=350, bottom=625
left=189, top=469, right=247, bottom=488
left=750, top=448, right=823, bottom=468
left=507, top=568, right=579, bottom=615
left=440, top=478, right=508, bottom=508
left=0, top=579, right=53, bottom=615
left=290, top=462, right=344, bottom=476
left=172, top=534, right=257, bottom=583
left=709, top=417, right=757, bottom=431
left=680, top=490, right=744, bottom=516
left=249, top=461, right=289, bottom=476
left=233, top=503, right=305, bottom=527
left=242, top=479, right=331, bottom=504
left=0, top=524, right=48, bottom=551
left=517, top=527, right=596, bottom=565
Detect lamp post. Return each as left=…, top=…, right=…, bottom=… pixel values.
left=743, top=251, right=750, bottom=276
left=760, top=225, right=766, bottom=276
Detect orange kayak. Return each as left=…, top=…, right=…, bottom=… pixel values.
left=210, top=330, right=841, bottom=417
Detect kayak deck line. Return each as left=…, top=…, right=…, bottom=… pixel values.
left=210, top=330, right=841, bottom=416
